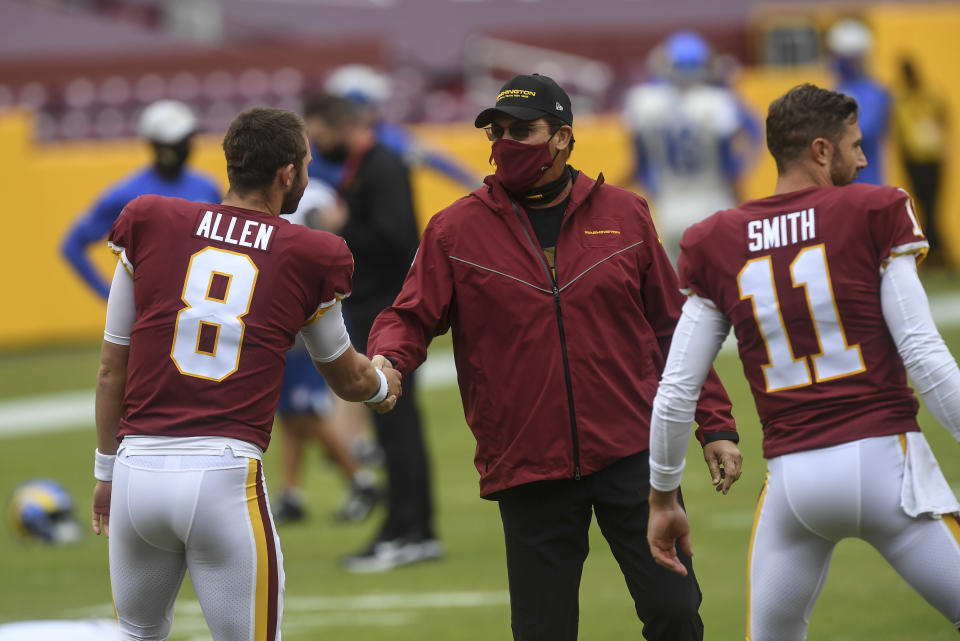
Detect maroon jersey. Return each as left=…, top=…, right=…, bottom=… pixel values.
left=679, top=184, right=928, bottom=458
left=108, top=194, right=354, bottom=450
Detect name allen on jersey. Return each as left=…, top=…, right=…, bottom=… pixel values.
left=194, top=209, right=276, bottom=251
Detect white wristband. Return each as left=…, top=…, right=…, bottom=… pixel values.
left=364, top=368, right=389, bottom=404
left=94, top=448, right=116, bottom=482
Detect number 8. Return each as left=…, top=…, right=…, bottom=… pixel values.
left=171, top=247, right=259, bottom=381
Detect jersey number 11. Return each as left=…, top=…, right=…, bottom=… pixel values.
left=738, top=243, right=865, bottom=393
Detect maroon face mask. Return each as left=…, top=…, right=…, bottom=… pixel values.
left=491, top=137, right=559, bottom=194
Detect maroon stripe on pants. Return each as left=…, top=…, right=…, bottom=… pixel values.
left=255, top=461, right=279, bottom=641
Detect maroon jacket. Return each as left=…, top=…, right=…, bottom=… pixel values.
left=369, top=172, right=736, bottom=496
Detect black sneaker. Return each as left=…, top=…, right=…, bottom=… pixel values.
left=342, top=537, right=445, bottom=573
left=334, top=482, right=382, bottom=522
left=273, top=493, right=306, bottom=525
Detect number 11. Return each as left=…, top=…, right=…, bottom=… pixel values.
left=737, top=244, right=865, bottom=393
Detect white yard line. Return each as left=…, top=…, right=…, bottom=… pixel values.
left=1, top=291, right=958, bottom=439
left=62, top=589, right=509, bottom=638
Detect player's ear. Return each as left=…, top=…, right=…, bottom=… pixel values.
left=278, top=163, right=296, bottom=189
left=810, top=137, right=831, bottom=168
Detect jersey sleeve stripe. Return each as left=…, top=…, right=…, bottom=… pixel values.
left=890, top=240, right=930, bottom=257
left=303, top=292, right=352, bottom=326
left=881, top=241, right=930, bottom=274
left=110, top=248, right=135, bottom=278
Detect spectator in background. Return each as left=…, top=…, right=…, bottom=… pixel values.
left=827, top=18, right=891, bottom=186
left=274, top=180, right=382, bottom=525
left=623, top=31, right=760, bottom=266
left=303, top=93, right=441, bottom=572
left=61, top=99, right=221, bottom=298
left=893, top=57, right=951, bottom=267
left=309, top=64, right=479, bottom=190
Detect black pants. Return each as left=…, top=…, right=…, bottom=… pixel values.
left=495, top=452, right=703, bottom=641
left=905, top=160, right=943, bottom=257
left=350, top=302, right=435, bottom=542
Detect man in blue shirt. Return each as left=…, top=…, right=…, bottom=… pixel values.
left=61, top=99, right=221, bottom=298
left=827, top=18, right=891, bottom=186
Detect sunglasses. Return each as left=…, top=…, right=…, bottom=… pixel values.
left=483, top=122, right=554, bottom=141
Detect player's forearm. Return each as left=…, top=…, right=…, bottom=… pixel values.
left=315, top=347, right=383, bottom=402
left=650, top=393, right=694, bottom=491
left=650, top=296, right=727, bottom=490
left=882, top=255, right=960, bottom=441
left=95, top=342, right=129, bottom=454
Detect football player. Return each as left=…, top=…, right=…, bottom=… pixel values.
left=646, top=83, right=960, bottom=640
left=90, top=107, right=401, bottom=641
left=622, top=31, right=760, bottom=266
left=61, top=99, right=222, bottom=299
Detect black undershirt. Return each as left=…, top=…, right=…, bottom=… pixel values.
left=524, top=196, right=569, bottom=276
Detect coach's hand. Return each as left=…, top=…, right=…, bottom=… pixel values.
left=647, top=488, right=691, bottom=576
left=703, top=439, right=742, bottom=494
left=92, top=481, right=112, bottom=537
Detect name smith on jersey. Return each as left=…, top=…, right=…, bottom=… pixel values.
left=747, top=208, right=816, bottom=252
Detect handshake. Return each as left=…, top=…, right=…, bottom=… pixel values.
left=364, top=354, right=404, bottom=414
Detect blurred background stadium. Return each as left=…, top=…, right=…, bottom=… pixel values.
left=1, top=0, right=958, bottom=639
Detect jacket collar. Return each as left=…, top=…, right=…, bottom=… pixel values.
left=473, top=169, right=605, bottom=217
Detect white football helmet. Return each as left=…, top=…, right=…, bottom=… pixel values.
left=138, top=99, right=197, bottom=145
left=7, top=479, right=81, bottom=544
left=324, top=64, right=391, bottom=105
left=827, top=19, right=872, bottom=59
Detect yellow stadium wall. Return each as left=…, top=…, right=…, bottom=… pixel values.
left=0, top=1, right=957, bottom=349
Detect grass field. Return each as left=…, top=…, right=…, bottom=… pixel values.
left=1, top=284, right=959, bottom=640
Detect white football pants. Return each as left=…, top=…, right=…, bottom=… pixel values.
left=747, top=433, right=960, bottom=640
left=109, top=450, right=284, bottom=641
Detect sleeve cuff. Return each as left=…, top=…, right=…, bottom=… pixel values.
left=698, top=430, right=740, bottom=446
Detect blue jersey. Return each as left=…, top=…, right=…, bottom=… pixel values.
left=623, top=81, right=758, bottom=199
left=836, top=75, right=891, bottom=186
left=61, top=166, right=221, bottom=298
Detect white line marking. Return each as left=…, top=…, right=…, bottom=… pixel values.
left=2, top=292, right=958, bottom=438
left=63, top=589, right=510, bottom=637
left=0, top=353, right=460, bottom=437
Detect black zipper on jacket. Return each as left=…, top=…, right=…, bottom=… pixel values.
left=510, top=200, right=581, bottom=480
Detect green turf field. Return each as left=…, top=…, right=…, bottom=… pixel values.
left=1, top=310, right=959, bottom=639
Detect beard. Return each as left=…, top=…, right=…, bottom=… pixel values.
left=279, top=172, right=307, bottom=216
left=829, top=156, right=858, bottom=186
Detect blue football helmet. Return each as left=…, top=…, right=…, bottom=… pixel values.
left=7, top=479, right=82, bottom=544
left=664, top=31, right=711, bottom=72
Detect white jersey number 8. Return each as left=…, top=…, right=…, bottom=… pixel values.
left=738, top=244, right=865, bottom=393
left=171, top=247, right=259, bottom=381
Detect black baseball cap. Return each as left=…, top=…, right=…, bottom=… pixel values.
left=474, top=73, right=573, bottom=128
